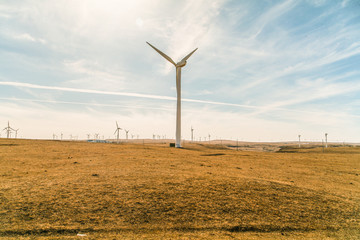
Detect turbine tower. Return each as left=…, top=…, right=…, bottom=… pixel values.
left=114, top=121, right=122, bottom=143
left=147, top=42, right=198, bottom=148
left=191, top=126, right=194, bottom=142
left=298, top=135, right=301, bottom=148
left=325, top=133, right=328, bottom=148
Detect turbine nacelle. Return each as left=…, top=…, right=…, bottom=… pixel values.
left=176, top=61, right=187, bottom=68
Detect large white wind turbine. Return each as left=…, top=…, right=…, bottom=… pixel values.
left=114, top=121, right=122, bottom=143
left=147, top=42, right=198, bottom=148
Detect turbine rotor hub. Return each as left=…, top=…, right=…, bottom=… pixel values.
left=176, top=61, right=187, bottom=67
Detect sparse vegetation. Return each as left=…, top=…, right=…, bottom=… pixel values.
left=1, top=139, right=359, bottom=239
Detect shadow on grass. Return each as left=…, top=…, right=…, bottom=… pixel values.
left=0, top=144, right=19, bottom=146
left=200, top=153, right=226, bottom=156
left=0, top=225, right=323, bottom=237
left=227, top=225, right=316, bottom=233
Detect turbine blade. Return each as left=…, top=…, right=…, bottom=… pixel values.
left=180, top=48, right=198, bottom=62
left=114, top=129, right=118, bottom=135
left=146, top=42, right=176, bottom=66
left=116, top=121, right=119, bottom=128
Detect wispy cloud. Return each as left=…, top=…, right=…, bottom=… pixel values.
left=0, top=97, right=174, bottom=112
left=249, top=0, right=298, bottom=39
left=0, top=81, right=266, bottom=110
left=1, top=81, right=359, bottom=119
left=0, top=81, right=175, bottom=101
left=12, top=33, right=47, bottom=44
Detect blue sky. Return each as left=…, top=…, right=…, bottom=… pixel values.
left=0, top=0, right=359, bottom=142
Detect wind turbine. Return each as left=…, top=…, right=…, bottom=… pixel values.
left=298, top=135, right=301, bottom=148
left=3, top=121, right=15, bottom=138
left=147, top=42, right=198, bottom=148
left=124, top=129, right=129, bottom=140
left=114, top=121, right=122, bottom=143
left=14, top=129, right=19, bottom=139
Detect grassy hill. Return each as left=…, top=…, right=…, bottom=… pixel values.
left=1, top=139, right=359, bottom=239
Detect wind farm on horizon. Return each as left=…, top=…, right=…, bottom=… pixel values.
left=2, top=119, right=356, bottom=152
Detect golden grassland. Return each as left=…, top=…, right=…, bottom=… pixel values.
left=0, top=139, right=359, bottom=239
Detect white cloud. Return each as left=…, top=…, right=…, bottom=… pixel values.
left=307, top=0, right=327, bottom=7
left=136, top=18, right=144, bottom=28
left=12, top=33, right=46, bottom=44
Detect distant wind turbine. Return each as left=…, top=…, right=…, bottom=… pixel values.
left=124, top=129, right=129, bottom=140
left=114, top=121, right=122, bottom=143
left=3, top=121, right=15, bottom=138
left=147, top=42, right=198, bottom=148
left=14, top=129, right=19, bottom=139
left=298, top=135, right=301, bottom=148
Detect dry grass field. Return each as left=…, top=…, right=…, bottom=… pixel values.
left=0, top=139, right=359, bottom=239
